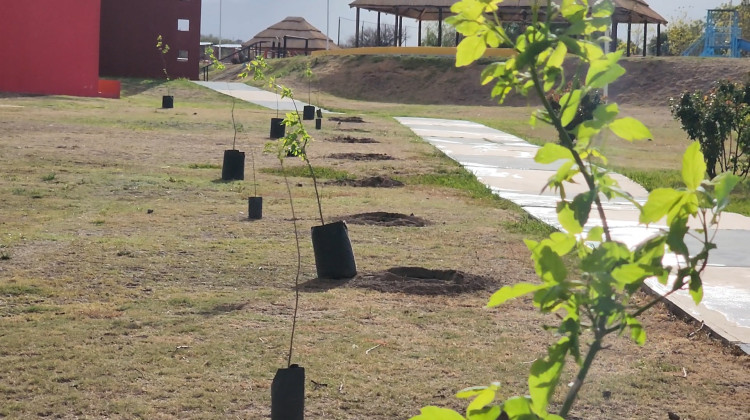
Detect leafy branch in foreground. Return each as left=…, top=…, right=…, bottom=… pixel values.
left=411, top=1, right=738, bottom=419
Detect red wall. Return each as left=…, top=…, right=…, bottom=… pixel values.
left=100, top=0, right=202, bottom=80
left=0, top=0, right=103, bottom=97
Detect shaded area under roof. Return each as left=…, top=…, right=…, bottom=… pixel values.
left=242, top=16, right=338, bottom=50
left=348, top=0, right=667, bottom=25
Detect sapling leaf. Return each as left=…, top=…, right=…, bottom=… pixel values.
left=457, top=36, right=486, bottom=67
left=689, top=270, right=704, bottom=304
left=456, top=386, right=489, bottom=399
left=500, top=396, right=534, bottom=417
left=712, top=172, right=740, bottom=211
left=640, top=188, right=683, bottom=224
left=487, top=283, right=546, bottom=307
left=410, top=406, right=466, bottom=420
left=535, top=143, right=574, bottom=164
left=625, top=316, right=646, bottom=345
left=529, top=338, right=568, bottom=415
left=682, top=142, right=706, bottom=191
left=556, top=201, right=584, bottom=234
left=466, top=405, right=502, bottom=420
left=466, top=386, right=497, bottom=414
left=559, top=89, right=583, bottom=127
left=609, top=117, right=652, bottom=141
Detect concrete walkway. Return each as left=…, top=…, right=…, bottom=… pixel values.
left=397, top=117, right=750, bottom=354
left=193, top=81, right=749, bottom=354
left=193, top=81, right=312, bottom=112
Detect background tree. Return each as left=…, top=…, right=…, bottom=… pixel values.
left=664, top=13, right=705, bottom=56
left=344, top=25, right=407, bottom=47
left=422, top=22, right=458, bottom=47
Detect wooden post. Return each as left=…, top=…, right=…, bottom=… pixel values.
left=393, top=15, right=398, bottom=47
left=656, top=24, right=661, bottom=56
left=377, top=12, right=381, bottom=46
left=643, top=22, right=648, bottom=57
left=627, top=19, right=632, bottom=57
left=399, top=16, right=403, bottom=46
left=418, top=19, right=422, bottom=46
left=355, top=8, right=360, bottom=47
left=438, top=7, right=443, bottom=47
left=611, top=22, right=618, bottom=52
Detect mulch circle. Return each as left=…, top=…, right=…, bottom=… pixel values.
left=326, top=135, right=378, bottom=143
left=350, top=267, right=496, bottom=295
left=328, top=153, right=394, bottom=161
left=340, top=212, right=429, bottom=227
left=326, top=176, right=404, bottom=188
left=330, top=116, right=365, bottom=123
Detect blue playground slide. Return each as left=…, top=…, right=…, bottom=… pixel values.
left=737, top=38, right=750, bottom=53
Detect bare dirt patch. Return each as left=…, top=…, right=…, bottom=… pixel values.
left=329, top=116, right=365, bottom=123
left=326, top=175, right=404, bottom=188
left=340, top=211, right=429, bottom=227
left=328, top=152, right=394, bottom=161
left=349, top=267, right=497, bottom=295
left=326, top=135, right=378, bottom=143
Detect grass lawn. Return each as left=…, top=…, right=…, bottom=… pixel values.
left=0, top=78, right=748, bottom=419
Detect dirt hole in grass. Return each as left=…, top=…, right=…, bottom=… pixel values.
left=330, top=116, right=365, bottom=123
left=326, top=135, right=378, bottom=143
left=326, top=176, right=404, bottom=188
left=340, top=211, right=429, bottom=227
left=350, top=267, right=495, bottom=295
left=329, top=153, right=394, bottom=161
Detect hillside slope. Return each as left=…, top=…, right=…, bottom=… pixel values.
left=216, top=54, right=750, bottom=107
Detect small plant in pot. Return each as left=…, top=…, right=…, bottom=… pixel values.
left=302, top=61, right=316, bottom=121
left=245, top=57, right=287, bottom=139
left=155, top=35, right=173, bottom=109
left=221, top=98, right=245, bottom=181
left=246, top=57, right=356, bottom=278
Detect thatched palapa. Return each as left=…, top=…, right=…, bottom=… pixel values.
left=242, top=16, right=337, bottom=54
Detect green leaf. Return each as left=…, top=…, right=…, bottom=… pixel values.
left=609, top=117, right=652, bottom=141
left=640, top=188, right=683, bottom=224
left=559, top=89, right=583, bottom=127
left=501, top=396, right=534, bottom=418
left=410, top=406, right=466, bottom=420
left=666, top=216, right=690, bottom=256
left=586, top=226, right=604, bottom=242
left=535, top=143, right=574, bottom=164
left=626, top=316, right=646, bottom=345
left=529, top=339, right=568, bottom=415
left=712, top=172, right=740, bottom=211
left=586, top=52, right=625, bottom=88
left=466, top=406, right=502, bottom=420
left=592, top=102, right=619, bottom=124
left=466, top=386, right=497, bottom=414
left=689, top=271, right=704, bottom=304
left=681, top=142, right=706, bottom=191
left=556, top=201, right=583, bottom=234
left=457, top=36, right=486, bottom=67
left=560, top=0, right=587, bottom=18
left=456, top=386, right=489, bottom=400
left=611, top=264, right=649, bottom=291
left=487, top=283, right=546, bottom=307
left=547, top=43, right=567, bottom=69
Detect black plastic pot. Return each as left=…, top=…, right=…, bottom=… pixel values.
left=271, top=364, right=304, bottom=420
left=311, top=221, right=357, bottom=279
left=302, top=105, right=315, bottom=120
left=315, top=118, right=322, bottom=130
left=270, top=117, right=286, bottom=139
left=248, top=196, right=262, bottom=220
left=162, top=95, right=174, bottom=109
left=222, top=149, right=245, bottom=181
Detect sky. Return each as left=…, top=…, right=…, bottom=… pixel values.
left=200, top=0, right=733, bottom=46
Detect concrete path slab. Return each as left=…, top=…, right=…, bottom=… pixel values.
left=398, top=116, right=750, bottom=354
left=193, top=81, right=315, bottom=112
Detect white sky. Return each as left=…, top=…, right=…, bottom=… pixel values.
left=200, top=1, right=731, bottom=46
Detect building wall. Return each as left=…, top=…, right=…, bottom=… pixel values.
left=100, top=0, right=202, bottom=80
left=0, top=0, right=102, bottom=97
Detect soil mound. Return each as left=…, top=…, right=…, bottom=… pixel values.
left=326, top=135, right=378, bottom=143
left=329, top=116, right=365, bottom=123
left=327, top=176, right=404, bottom=188
left=340, top=212, right=428, bottom=226
left=329, top=153, right=394, bottom=161
left=350, top=267, right=495, bottom=295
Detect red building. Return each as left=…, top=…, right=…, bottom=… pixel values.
left=100, top=0, right=202, bottom=81
left=0, top=0, right=202, bottom=98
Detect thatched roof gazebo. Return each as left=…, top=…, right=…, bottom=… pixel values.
left=348, top=0, right=667, bottom=56
left=242, top=16, right=338, bottom=57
